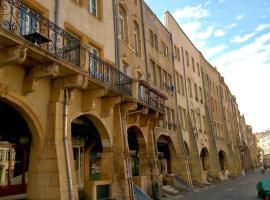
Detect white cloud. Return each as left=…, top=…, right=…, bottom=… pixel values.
left=172, top=5, right=209, bottom=22
left=212, top=33, right=270, bottom=131
left=235, top=14, right=244, bottom=21
left=218, top=0, right=226, bottom=2
left=202, top=44, right=227, bottom=57
left=231, top=32, right=255, bottom=43
left=227, top=23, right=238, bottom=29
left=214, top=29, right=226, bottom=37
left=204, top=1, right=212, bottom=6
left=255, top=23, right=270, bottom=32
left=197, top=25, right=214, bottom=39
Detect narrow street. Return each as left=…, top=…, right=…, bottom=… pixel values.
left=166, top=170, right=270, bottom=200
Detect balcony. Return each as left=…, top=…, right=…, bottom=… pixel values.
left=138, top=80, right=166, bottom=113
left=0, top=0, right=80, bottom=66
left=88, top=52, right=132, bottom=96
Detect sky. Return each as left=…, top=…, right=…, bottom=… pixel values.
left=144, top=0, right=270, bottom=133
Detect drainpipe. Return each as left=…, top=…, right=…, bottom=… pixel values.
left=140, top=0, right=149, bottom=82
left=112, top=0, right=120, bottom=70
left=120, top=102, right=135, bottom=200
left=55, top=0, right=60, bottom=25
left=64, top=88, right=74, bottom=200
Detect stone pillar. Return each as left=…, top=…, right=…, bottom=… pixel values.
left=111, top=105, right=131, bottom=200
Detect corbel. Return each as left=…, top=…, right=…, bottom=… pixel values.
left=62, top=74, right=88, bottom=89
left=23, top=63, right=59, bottom=94
left=0, top=45, right=28, bottom=67
left=81, top=88, right=108, bottom=112
left=101, top=96, right=121, bottom=118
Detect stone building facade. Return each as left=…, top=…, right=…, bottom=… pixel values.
left=0, top=0, right=257, bottom=199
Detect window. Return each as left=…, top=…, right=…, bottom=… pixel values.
left=89, top=46, right=99, bottom=75
left=149, top=29, right=154, bottom=47
left=185, top=51, right=189, bottom=66
left=179, top=107, right=184, bottom=128
left=174, top=45, right=180, bottom=61
left=199, top=87, right=203, bottom=103
left=198, top=111, right=202, bottom=130
left=154, top=34, right=158, bottom=50
left=119, top=5, right=127, bottom=42
left=161, top=70, right=166, bottom=90
left=162, top=42, right=168, bottom=57
left=176, top=73, right=180, bottom=93
left=194, top=83, right=198, bottom=101
left=122, top=61, right=130, bottom=75
left=88, top=0, right=98, bottom=17
left=20, top=6, right=40, bottom=35
left=188, top=78, right=192, bottom=97
left=191, top=110, right=196, bottom=127
left=149, top=60, right=156, bottom=85
left=197, top=63, right=200, bottom=76
left=192, top=57, right=195, bottom=72
left=133, top=21, right=141, bottom=55
left=157, top=66, right=161, bottom=88
left=183, top=109, right=187, bottom=129
left=180, top=75, right=185, bottom=95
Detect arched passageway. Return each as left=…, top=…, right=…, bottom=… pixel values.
left=71, top=115, right=111, bottom=200
left=0, top=101, right=32, bottom=197
left=157, top=135, right=175, bottom=175
left=200, top=147, right=209, bottom=171
left=218, top=150, right=228, bottom=171
left=127, top=126, right=147, bottom=177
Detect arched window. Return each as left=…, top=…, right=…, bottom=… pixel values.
left=133, top=21, right=141, bottom=55
left=119, top=5, right=128, bottom=42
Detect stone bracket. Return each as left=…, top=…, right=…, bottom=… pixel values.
left=81, top=88, right=108, bottom=112
left=62, top=74, right=88, bottom=89
left=101, top=96, right=121, bottom=118
left=0, top=45, right=28, bottom=67
left=23, top=63, right=60, bottom=94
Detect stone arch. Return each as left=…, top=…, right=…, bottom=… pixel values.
left=200, top=147, right=210, bottom=171
left=71, top=114, right=113, bottom=199
left=71, top=113, right=112, bottom=149
left=0, top=92, right=44, bottom=197
left=157, top=135, right=177, bottom=175
left=127, top=125, right=147, bottom=177
left=218, top=150, right=228, bottom=170
left=0, top=93, right=43, bottom=149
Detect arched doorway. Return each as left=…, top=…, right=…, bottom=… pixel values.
left=200, top=148, right=209, bottom=171
left=127, top=126, right=147, bottom=177
left=218, top=150, right=228, bottom=171
left=0, top=101, right=32, bottom=197
left=71, top=115, right=111, bottom=200
left=157, top=135, right=175, bottom=175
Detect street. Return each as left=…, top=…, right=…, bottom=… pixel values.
left=166, top=170, right=270, bottom=200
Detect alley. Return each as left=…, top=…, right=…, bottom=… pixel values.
left=166, top=170, right=269, bottom=200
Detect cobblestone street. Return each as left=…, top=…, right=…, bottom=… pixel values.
left=165, top=170, right=270, bottom=200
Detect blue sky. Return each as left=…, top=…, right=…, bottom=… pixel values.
left=145, top=0, right=270, bottom=132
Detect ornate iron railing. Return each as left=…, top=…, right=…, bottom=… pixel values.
left=0, top=0, right=80, bottom=66
left=138, top=82, right=166, bottom=113
left=88, top=52, right=132, bottom=96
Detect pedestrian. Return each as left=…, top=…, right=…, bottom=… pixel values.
left=260, top=165, right=265, bottom=174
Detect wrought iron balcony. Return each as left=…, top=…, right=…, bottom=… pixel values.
left=88, top=52, right=132, bottom=96
left=0, top=0, right=80, bottom=66
left=138, top=80, right=166, bottom=113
